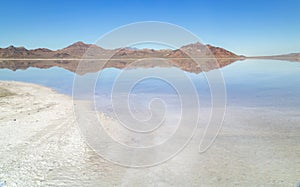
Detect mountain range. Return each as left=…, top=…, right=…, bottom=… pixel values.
left=0, top=41, right=246, bottom=73
left=0, top=41, right=242, bottom=59
left=0, top=41, right=298, bottom=74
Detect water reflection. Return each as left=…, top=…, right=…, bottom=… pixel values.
left=0, top=59, right=299, bottom=108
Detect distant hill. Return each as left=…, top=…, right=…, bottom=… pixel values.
left=0, top=41, right=108, bottom=59
left=249, top=53, right=300, bottom=62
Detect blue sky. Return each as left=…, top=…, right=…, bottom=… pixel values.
left=0, top=0, right=300, bottom=56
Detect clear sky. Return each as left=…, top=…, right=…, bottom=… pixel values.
left=1, top=0, right=300, bottom=56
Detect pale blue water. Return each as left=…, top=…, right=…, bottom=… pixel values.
left=222, top=59, right=300, bottom=108
left=0, top=59, right=300, bottom=109
left=0, top=67, right=74, bottom=95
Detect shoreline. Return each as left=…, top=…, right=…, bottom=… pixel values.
left=0, top=81, right=126, bottom=186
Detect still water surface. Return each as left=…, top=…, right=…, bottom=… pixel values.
left=0, top=59, right=300, bottom=109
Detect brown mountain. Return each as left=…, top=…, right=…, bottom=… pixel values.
left=0, top=46, right=35, bottom=58
left=206, top=44, right=240, bottom=58
left=164, top=42, right=243, bottom=70
left=165, top=42, right=240, bottom=58
left=0, top=41, right=242, bottom=60
left=0, top=41, right=108, bottom=59
left=57, top=41, right=108, bottom=58
left=0, top=41, right=244, bottom=74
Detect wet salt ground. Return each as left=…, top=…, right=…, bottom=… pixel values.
left=0, top=60, right=300, bottom=186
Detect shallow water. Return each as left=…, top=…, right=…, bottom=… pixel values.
left=0, top=59, right=300, bottom=109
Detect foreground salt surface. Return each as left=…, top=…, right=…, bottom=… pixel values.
left=0, top=81, right=300, bottom=186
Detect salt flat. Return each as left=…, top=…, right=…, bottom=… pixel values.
left=0, top=81, right=299, bottom=186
